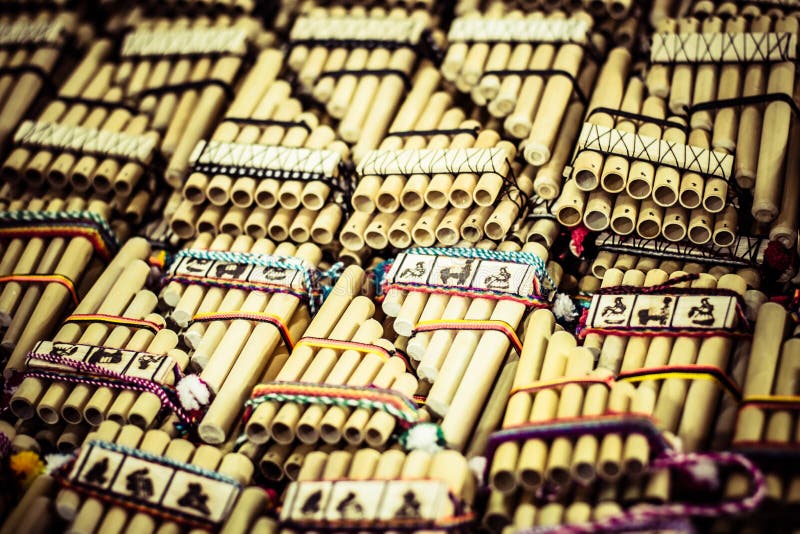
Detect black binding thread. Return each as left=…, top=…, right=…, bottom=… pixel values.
left=685, top=93, right=800, bottom=122
left=223, top=117, right=312, bottom=132
left=317, top=68, right=412, bottom=89
left=387, top=126, right=479, bottom=138
left=480, top=68, right=588, bottom=105
left=57, top=95, right=139, bottom=115
left=586, top=107, right=689, bottom=134
left=131, top=79, right=235, bottom=102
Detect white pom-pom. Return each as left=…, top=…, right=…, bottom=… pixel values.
left=685, top=457, right=719, bottom=490
left=403, top=423, right=444, bottom=455
left=44, top=453, right=74, bottom=474
left=468, top=456, right=487, bottom=482
left=552, top=293, right=578, bottom=321
left=177, top=374, right=212, bottom=411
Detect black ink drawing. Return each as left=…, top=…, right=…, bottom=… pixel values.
left=126, top=468, right=154, bottom=499
left=688, top=297, right=715, bottom=326
left=335, top=492, right=364, bottom=519
left=52, top=343, right=80, bottom=358
left=394, top=491, right=422, bottom=518
left=637, top=297, right=673, bottom=326
left=601, top=297, right=627, bottom=324
left=84, top=457, right=109, bottom=484
left=137, top=354, right=161, bottom=370
left=88, top=347, right=123, bottom=365
left=300, top=490, right=322, bottom=515
left=183, top=258, right=210, bottom=273
left=484, top=267, right=511, bottom=290
left=177, top=482, right=211, bottom=515
left=399, top=261, right=426, bottom=279
left=440, top=259, right=475, bottom=286
left=214, top=262, right=248, bottom=279
left=260, top=266, right=288, bottom=281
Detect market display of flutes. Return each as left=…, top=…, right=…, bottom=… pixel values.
left=0, top=0, right=799, bottom=532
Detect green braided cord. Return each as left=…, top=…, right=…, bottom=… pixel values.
left=0, top=210, right=118, bottom=248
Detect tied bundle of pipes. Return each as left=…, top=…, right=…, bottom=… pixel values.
left=172, top=64, right=352, bottom=247
left=0, top=10, right=80, bottom=152
left=286, top=6, right=438, bottom=148
left=646, top=12, right=800, bottom=247
left=342, top=86, right=535, bottom=257
left=160, top=236, right=354, bottom=445
left=381, top=240, right=562, bottom=450
left=1, top=421, right=264, bottom=534
left=0, top=196, right=127, bottom=368
left=243, top=294, right=423, bottom=451
left=589, top=232, right=767, bottom=286
left=100, top=0, right=265, bottom=17
left=555, top=61, right=740, bottom=248
left=488, top=266, right=749, bottom=495
left=455, top=0, right=637, bottom=21
left=442, top=6, right=612, bottom=172
left=277, top=447, right=475, bottom=532
left=6, top=237, right=192, bottom=436
left=484, top=469, right=672, bottom=533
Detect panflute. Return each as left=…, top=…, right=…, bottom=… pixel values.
left=172, top=56, right=353, bottom=247
left=647, top=13, right=799, bottom=240
left=0, top=196, right=124, bottom=373
left=442, top=7, right=610, bottom=170
left=278, top=447, right=475, bottom=532
left=0, top=10, right=81, bottom=153
left=160, top=235, right=338, bottom=444
left=286, top=6, right=440, bottom=148
left=379, top=241, right=560, bottom=450
left=1, top=421, right=265, bottom=534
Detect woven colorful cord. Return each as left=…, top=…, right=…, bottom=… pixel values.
left=413, top=319, right=523, bottom=355
left=0, top=274, right=78, bottom=304
left=293, top=337, right=392, bottom=362
left=191, top=311, right=295, bottom=351
left=167, top=249, right=322, bottom=313
left=63, top=314, right=163, bottom=333
left=0, top=210, right=118, bottom=260
left=518, top=451, right=765, bottom=533
left=24, top=352, right=201, bottom=426
left=55, top=440, right=241, bottom=530
left=246, top=381, right=420, bottom=426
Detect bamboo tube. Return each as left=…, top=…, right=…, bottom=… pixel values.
left=652, top=118, right=686, bottom=207
left=523, top=42, right=584, bottom=165
left=626, top=96, right=667, bottom=199
left=636, top=199, right=663, bottom=239
left=554, top=179, right=586, bottom=227
left=503, top=13, right=561, bottom=141
left=689, top=16, right=723, bottom=131
left=583, top=189, right=613, bottom=231
left=597, top=269, right=645, bottom=374
left=667, top=17, right=699, bottom=115
left=735, top=15, right=772, bottom=188
left=601, top=77, right=644, bottom=194
left=489, top=17, right=536, bottom=118
left=424, top=120, right=480, bottom=209
left=687, top=207, right=712, bottom=245
left=364, top=371, right=418, bottom=447
left=711, top=16, right=746, bottom=152
left=449, top=129, right=501, bottom=208
left=342, top=357, right=406, bottom=445
left=610, top=193, right=638, bottom=235
left=596, top=381, right=634, bottom=481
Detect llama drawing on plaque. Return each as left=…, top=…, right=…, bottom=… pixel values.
left=688, top=298, right=715, bottom=326
left=260, top=266, right=288, bottom=281
left=637, top=297, right=673, bottom=326
left=400, top=261, right=426, bottom=279
left=484, top=267, right=511, bottom=290
left=335, top=492, right=365, bottom=519
left=214, top=262, right=248, bottom=279
left=300, top=490, right=322, bottom=516
left=440, top=259, right=475, bottom=286
left=601, top=297, right=627, bottom=324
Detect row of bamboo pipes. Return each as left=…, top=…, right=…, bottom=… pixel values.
left=242, top=294, right=420, bottom=449
left=1, top=420, right=265, bottom=534
left=381, top=240, right=563, bottom=450
left=443, top=6, right=604, bottom=169
left=648, top=12, right=800, bottom=244
left=0, top=11, right=79, bottom=151
left=6, top=241, right=186, bottom=431
left=287, top=6, right=433, bottom=148
left=455, top=0, right=636, bottom=20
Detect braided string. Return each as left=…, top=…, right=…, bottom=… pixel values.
left=519, top=451, right=765, bottom=533
left=293, top=337, right=392, bottom=362
left=246, top=381, right=420, bottom=426
left=0, top=274, right=78, bottom=304
left=412, top=319, right=523, bottom=355
left=191, top=312, right=294, bottom=351
left=63, top=314, right=163, bottom=333
left=0, top=210, right=118, bottom=259
left=25, top=352, right=200, bottom=425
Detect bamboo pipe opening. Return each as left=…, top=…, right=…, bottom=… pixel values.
left=232, top=187, right=254, bottom=207
left=557, top=207, right=582, bottom=226
left=689, top=225, right=711, bottom=244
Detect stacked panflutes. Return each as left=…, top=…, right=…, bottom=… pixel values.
left=6, top=238, right=185, bottom=433
left=287, top=6, right=435, bottom=149
left=646, top=12, right=800, bottom=247
left=442, top=7, right=611, bottom=171
left=1, top=420, right=262, bottom=534
left=0, top=197, right=126, bottom=372
left=0, top=10, right=80, bottom=152
left=342, top=87, right=532, bottom=257
left=381, top=240, right=562, bottom=450
left=172, top=53, right=352, bottom=248
left=455, top=0, right=638, bottom=21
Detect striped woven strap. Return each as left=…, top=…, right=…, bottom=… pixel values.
left=0, top=274, right=77, bottom=304
left=293, top=337, right=393, bottom=362
left=412, top=319, right=523, bottom=355
left=63, top=314, right=163, bottom=333
left=191, top=311, right=294, bottom=351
